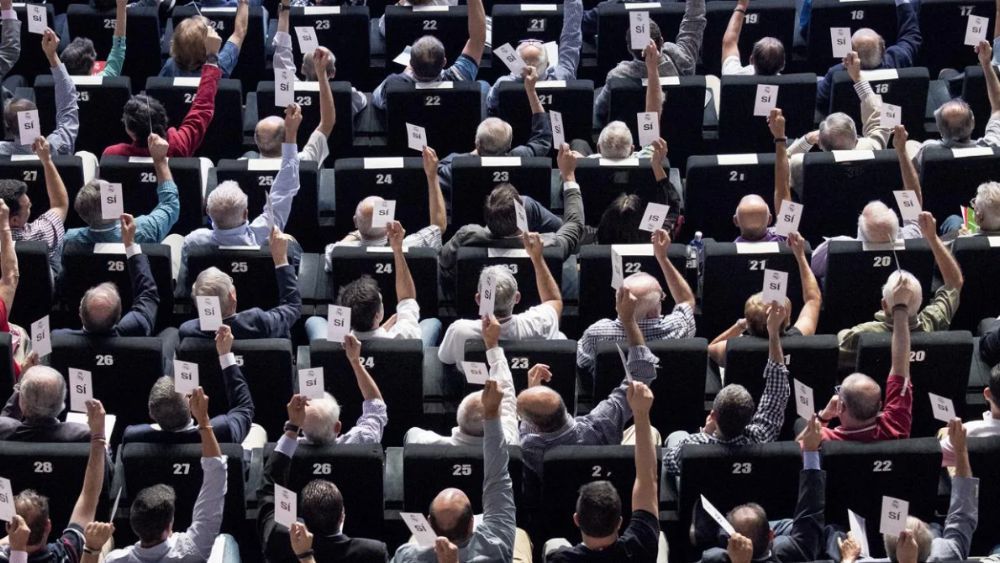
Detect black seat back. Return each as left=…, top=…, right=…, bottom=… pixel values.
left=574, top=158, right=667, bottom=227
left=255, top=80, right=355, bottom=162
left=718, top=74, right=817, bottom=153
left=322, top=245, right=439, bottom=317
left=0, top=155, right=87, bottom=228
left=919, top=147, right=1000, bottom=221
left=495, top=80, right=594, bottom=149
left=918, top=0, right=995, bottom=75
left=805, top=0, right=898, bottom=73
left=455, top=246, right=564, bottom=318
left=333, top=157, right=427, bottom=240
left=682, top=153, right=774, bottom=242
left=66, top=5, right=162, bottom=92
left=289, top=6, right=371, bottom=85
left=172, top=5, right=267, bottom=89
left=11, top=241, right=53, bottom=327
left=952, top=236, right=1000, bottom=331
left=34, top=75, right=131, bottom=155
left=98, top=155, right=206, bottom=235
left=595, top=1, right=685, bottom=78
left=385, top=81, right=483, bottom=157
left=464, top=339, right=577, bottom=413
left=451, top=156, right=553, bottom=228
left=701, top=0, right=796, bottom=76
left=184, top=245, right=283, bottom=309
left=828, top=67, right=928, bottom=133
left=145, top=76, right=244, bottom=162
left=384, top=5, right=470, bottom=65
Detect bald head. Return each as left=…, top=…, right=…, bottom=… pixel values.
left=429, top=488, right=474, bottom=543
left=851, top=28, right=885, bottom=68
left=729, top=504, right=771, bottom=559
left=80, top=282, right=122, bottom=334
left=935, top=100, right=975, bottom=144
left=734, top=195, right=772, bottom=241
left=839, top=373, right=883, bottom=425
left=517, top=42, right=548, bottom=75
left=859, top=201, right=900, bottom=243
left=254, top=116, right=285, bottom=157
left=354, top=196, right=387, bottom=241
left=622, top=272, right=664, bottom=320
left=517, top=386, right=567, bottom=433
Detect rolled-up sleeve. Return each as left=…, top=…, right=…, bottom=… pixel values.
left=184, top=456, right=229, bottom=559
left=338, top=399, right=388, bottom=444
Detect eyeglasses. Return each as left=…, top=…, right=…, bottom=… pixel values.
left=970, top=196, right=978, bottom=208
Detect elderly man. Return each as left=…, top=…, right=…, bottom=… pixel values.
left=663, top=302, right=791, bottom=475
left=180, top=228, right=301, bottom=339
left=439, top=146, right=583, bottom=295
left=0, top=366, right=89, bottom=441
left=941, top=181, right=1000, bottom=235
left=908, top=41, right=1000, bottom=169
left=837, top=213, right=963, bottom=364
left=408, top=315, right=519, bottom=446
left=815, top=0, right=920, bottom=112
left=0, top=400, right=106, bottom=563
left=439, top=232, right=565, bottom=370
left=393, top=379, right=515, bottom=562
left=486, top=0, right=583, bottom=115
left=372, top=0, right=485, bottom=110
left=731, top=109, right=795, bottom=243
left=65, top=135, right=178, bottom=245
left=53, top=214, right=159, bottom=337
left=307, top=221, right=440, bottom=346
left=0, top=137, right=69, bottom=272
left=721, top=0, right=784, bottom=75
left=543, top=381, right=660, bottom=562
left=594, top=0, right=705, bottom=126
left=577, top=228, right=696, bottom=380
left=257, top=395, right=388, bottom=563
left=1, top=29, right=79, bottom=156
left=980, top=319, right=1000, bottom=368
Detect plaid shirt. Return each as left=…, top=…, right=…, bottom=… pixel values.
left=662, top=359, right=790, bottom=475
left=13, top=208, right=65, bottom=271
left=323, top=225, right=442, bottom=271
left=577, top=303, right=696, bottom=376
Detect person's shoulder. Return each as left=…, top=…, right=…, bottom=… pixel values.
left=445, top=318, right=479, bottom=337
left=344, top=536, right=388, bottom=556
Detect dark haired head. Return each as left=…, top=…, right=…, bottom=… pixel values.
left=301, top=480, right=345, bottom=534
left=597, top=193, right=646, bottom=244
left=336, top=275, right=383, bottom=331
left=122, top=95, right=168, bottom=146
left=575, top=481, right=622, bottom=538
left=484, top=183, right=520, bottom=237
left=130, top=485, right=176, bottom=544
left=62, top=37, right=98, bottom=75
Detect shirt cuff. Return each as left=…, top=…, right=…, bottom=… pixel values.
left=275, top=263, right=291, bottom=270
left=562, top=180, right=580, bottom=192
left=125, top=243, right=141, bottom=258
left=802, top=450, right=821, bottom=470
left=1, top=9, right=17, bottom=20
left=275, top=433, right=299, bottom=457
left=219, top=353, right=237, bottom=369
left=854, top=80, right=875, bottom=100
left=8, top=551, right=27, bottom=563
left=485, top=345, right=505, bottom=366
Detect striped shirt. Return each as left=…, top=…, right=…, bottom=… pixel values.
left=577, top=303, right=696, bottom=376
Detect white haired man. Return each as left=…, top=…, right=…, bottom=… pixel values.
left=940, top=181, right=1000, bottom=235
left=837, top=212, right=964, bottom=366
left=0, top=366, right=92, bottom=441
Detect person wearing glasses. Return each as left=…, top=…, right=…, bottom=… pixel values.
left=939, top=183, right=1000, bottom=236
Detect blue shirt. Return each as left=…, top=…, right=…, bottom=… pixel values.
left=159, top=41, right=241, bottom=78
left=64, top=180, right=179, bottom=244
left=373, top=54, right=480, bottom=110
left=0, top=63, right=78, bottom=156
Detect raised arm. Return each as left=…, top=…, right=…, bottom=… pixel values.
left=461, top=0, right=486, bottom=64
left=313, top=49, right=335, bottom=137
left=227, top=0, right=249, bottom=50
left=187, top=387, right=227, bottom=560
left=192, top=388, right=222, bottom=458
left=767, top=301, right=786, bottom=364
left=483, top=315, right=519, bottom=445
left=100, top=0, right=127, bottom=78
left=920, top=212, right=963, bottom=290
left=845, top=51, right=890, bottom=149
left=33, top=137, right=69, bottom=222
left=69, top=400, right=108, bottom=527
left=277, top=0, right=289, bottom=35
left=721, top=0, right=749, bottom=69
left=652, top=228, right=695, bottom=308
left=523, top=231, right=562, bottom=317
left=977, top=40, right=1000, bottom=117
left=113, top=0, right=126, bottom=38
left=893, top=125, right=922, bottom=205
left=888, top=278, right=914, bottom=380
left=216, top=324, right=254, bottom=440
left=644, top=42, right=662, bottom=113
left=789, top=232, right=821, bottom=335
left=0, top=201, right=18, bottom=310
left=42, top=28, right=79, bottom=156
left=650, top=138, right=668, bottom=181
left=344, top=334, right=383, bottom=402
left=387, top=221, right=416, bottom=302
left=423, top=146, right=447, bottom=233
left=0, top=0, right=21, bottom=79
left=769, top=108, right=791, bottom=213
left=672, top=0, right=707, bottom=75
left=628, top=382, right=658, bottom=516
left=171, top=39, right=221, bottom=157
left=523, top=66, right=543, bottom=114
left=266, top=228, right=303, bottom=334
left=941, top=418, right=978, bottom=559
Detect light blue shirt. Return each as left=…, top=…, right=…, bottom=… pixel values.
left=64, top=180, right=179, bottom=244
left=0, top=63, right=78, bottom=155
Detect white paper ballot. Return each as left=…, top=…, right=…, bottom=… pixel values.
left=753, top=85, right=778, bottom=117
left=880, top=496, right=908, bottom=536
left=109, top=487, right=123, bottom=522
left=514, top=197, right=528, bottom=233
left=965, top=15, right=988, bottom=46
left=401, top=512, right=438, bottom=547
left=69, top=368, right=93, bottom=413
left=406, top=123, right=427, bottom=152
left=701, top=495, right=736, bottom=535
left=31, top=315, right=51, bottom=358
left=479, top=272, right=498, bottom=316
left=611, top=249, right=624, bottom=290
left=462, top=361, right=490, bottom=384
left=393, top=46, right=412, bottom=67
left=543, top=41, right=559, bottom=68
left=775, top=200, right=803, bottom=237
left=27, top=4, right=46, bottom=34
left=881, top=103, right=902, bottom=128
left=17, top=109, right=40, bottom=146
left=637, top=111, right=659, bottom=147
left=831, top=27, right=851, bottom=57
left=372, top=199, right=396, bottom=228
left=298, top=368, right=325, bottom=399
left=617, top=344, right=632, bottom=382
left=327, top=305, right=351, bottom=343
left=294, top=26, right=320, bottom=55
left=67, top=412, right=116, bottom=442
left=848, top=509, right=870, bottom=557
left=494, top=42, right=526, bottom=74
left=793, top=379, right=814, bottom=420
left=173, top=360, right=199, bottom=395
left=100, top=183, right=124, bottom=221
left=639, top=202, right=669, bottom=232
left=275, top=484, right=297, bottom=528
left=196, top=296, right=223, bottom=332
left=629, top=11, right=650, bottom=50
left=550, top=110, right=566, bottom=148
left=0, top=477, right=14, bottom=522
left=893, top=190, right=921, bottom=222
left=275, top=68, right=295, bottom=107
left=762, top=269, right=788, bottom=305
left=928, top=392, right=955, bottom=422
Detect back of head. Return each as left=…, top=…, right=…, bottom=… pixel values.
left=15, top=490, right=50, bottom=546
left=884, top=517, right=933, bottom=563
left=19, top=366, right=66, bottom=419
left=148, top=376, right=191, bottom=431
left=303, top=392, right=341, bottom=445
left=622, top=272, right=664, bottom=319
left=626, top=20, right=663, bottom=57
left=301, top=479, right=345, bottom=534
left=840, top=372, right=883, bottom=421
left=192, top=267, right=236, bottom=316
left=934, top=99, right=974, bottom=144
left=336, top=275, right=383, bottom=331
left=0, top=179, right=28, bottom=216
left=456, top=391, right=485, bottom=436
left=130, top=484, right=176, bottom=544
left=80, top=282, right=123, bottom=333
left=743, top=292, right=790, bottom=336
left=123, top=95, right=168, bottom=143
left=410, top=36, right=447, bottom=80
left=750, top=37, right=785, bottom=75
left=974, top=181, right=1000, bottom=231
left=517, top=386, right=568, bottom=433
left=881, top=269, right=922, bottom=313
left=475, top=117, right=514, bottom=156
left=483, top=183, right=521, bottom=237
left=712, top=384, right=756, bottom=439
left=301, top=47, right=336, bottom=80
left=575, top=481, right=622, bottom=538
left=734, top=194, right=771, bottom=240
left=597, top=193, right=645, bottom=244
left=170, top=16, right=210, bottom=72
left=990, top=364, right=1000, bottom=407
left=597, top=121, right=634, bottom=159
left=818, top=112, right=858, bottom=151
left=429, top=489, right=474, bottom=543
left=354, top=196, right=387, bottom=241
left=728, top=504, right=771, bottom=559
left=5, top=99, right=37, bottom=140
left=62, top=37, right=97, bottom=76
left=851, top=28, right=885, bottom=69
left=859, top=200, right=900, bottom=243
left=478, top=265, right=518, bottom=317
left=207, top=181, right=249, bottom=229
left=254, top=116, right=285, bottom=157
left=75, top=180, right=117, bottom=229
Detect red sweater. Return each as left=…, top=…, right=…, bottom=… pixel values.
left=0, top=299, right=19, bottom=379
left=822, top=375, right=913, bottom=442
left=102, top=64, right=221, bottom=158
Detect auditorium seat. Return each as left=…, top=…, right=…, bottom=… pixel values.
left=952, top=235, right=1000, bottom=331
left=289, top=6, right=371, bottom=86
left=451, top=156, right=553, bottom=228
left=490, top=5, right=563, bottom=62
left=574, top=158, right=670, bottom=227
left=34, top=75, right=131, bottom=156
left=454, top=246, right=564, bottom=318
left=0, top=155, right=89, bottom=229
left=384, top=81, right=483, bottom=157
left=683, top=153, right=775, bottom=242
left=827, top=67, right=928, bottom=134
left=918, top=146, right=1000, bottom=221
left=10, top=241, right=53, bottom=328
left=495, top=80, right=595, bottom=148
left=183, top=245, right=290, bottom=307
left=958, top=65, right=995, bottom=138
left=917, top=0, right=996, bottom=75
left=145, top=75, right=245, bottom=162
left=967, top=436, right=1000, bottom=553
left=718, top=74, right=818, bottom=154
left=66, top=4, right=162, bottom=95
left=805, top=0, right=898, bottom=74
left=7, top=4, right=57, bottom=81
left=595, top=1, right=685, bottom=79
left=384, top=5, right=470, bottom=66
left=98, top=155, right=209, bottom=236
left=701, top=0, right=796, bottom=76
left=320, top=245, right=440, bottom=317
left=255, top=80, right=355, bottom=162
left=463, top=339, right=577, bottom=413
left=333, top=157, right=428, bottom=238
left=172, top=5, right=267, bottom=89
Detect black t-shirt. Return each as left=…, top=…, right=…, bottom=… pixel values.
left=549, top=510, right=660, bottom=563
left=0, top=524, right=84, bottom=563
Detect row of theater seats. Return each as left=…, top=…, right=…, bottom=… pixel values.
left=4, top=435, right=1000, bottom=557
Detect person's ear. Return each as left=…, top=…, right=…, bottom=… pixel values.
left=767, top=212, right=773, bottom=225
left=616, top=515, right=623, bottom=531
left=768, top=529, right=775, bottom=543
left=573, top=512, right=581, bottom=529
left=733, top=214, right=740, bottom=227
left=985, top=387, right=993, bottom=404
left=474, top=292, right=480, bottom=305
left=514, top=291, right=521, bottom=305
left=334, top=420, right=342, bottom=436
left=243, top=208, right=249, bottom=221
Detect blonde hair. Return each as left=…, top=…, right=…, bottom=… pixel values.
left=743, top=292, right=790, bottom=337
left=170, top=16, right=210, bottom=72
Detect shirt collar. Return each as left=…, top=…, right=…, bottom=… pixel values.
left=133, top=537, right=172, bottom=559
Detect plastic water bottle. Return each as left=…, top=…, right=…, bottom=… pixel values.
left=686, top=231, right=704, bottom=271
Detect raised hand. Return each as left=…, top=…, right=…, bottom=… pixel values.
left=482, top=314, right=500, bottom=349
left=838, top=532, right=862, bottom=562
left=727, top=532, right=754, bottom=563
left=287, top=394, right=308, bottom=428
left=269, top=227, right=291, bottom=267
left=616, top=286, right=639, bottom=323
left=313, top=48, right=331, bottom=79
left=626, top=381, right=654, bottom=418
left=892, top=125, right=908, bottom=151
left=386, top=220, right=406, bottom=251
left=6, top=515, right=30, bottom=552
left=796, top=415, right=824, bottom=451
left=766, top=302, right=786, bottom=334
left=32, top=136, right=51, bottom=161
left=290, top=522, right=314, bottom=557
left=521, top=231, right=543, bottom=258
left=215, top=324, right=233, bottom=356
left=787, top=231, right=805, bottom=259
left=767, top=108, right=785, bottom=139
left=189, top=387, right=210, bottom=426
left=148, top=133, right=169, bottom=161
left=344, top=333, right=362, bottom=364
left=976, top=39, right=993, bottom=67
left=120, top=213, right=136, bottom=247
left=434, top=537, right=459, bottom=563
left=41, top=28, right=60, bottom=64
left=83, top=521, right=115, bottom=552
left=86, top=399, right=106, bottom=438
left=917, top=211, right=937, bottom=239
left=843, top=51, right=861, bottom=83
left=205, top=29, right=223, bottom=56
left=522, top=65, right=538, bottom=90
left=284, top=103, right=303, bottom=140
left=528, top=363, right=552, bottom=387
left=651, top=228, right=671, bottom=260
left=557, top=143, right=577, bottom=181
left=482, top=379, right=502, bottom=420
left=651, top=137, right=668, bottom=162
left=422, top=146, right=439, bottom=177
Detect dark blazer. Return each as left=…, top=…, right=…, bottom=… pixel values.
left=55, top=253, right=159, bottom=337
left=0, top=392, right=88, bottom=442
left=121, top=362, right=255, bottom=444
left=980, top=319, right=999, bottom=367
left=257, top=444, right=388, bottom=563
left=178, top=264, right=301, bottom=340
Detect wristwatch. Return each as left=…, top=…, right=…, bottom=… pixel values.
left=284, top=421, right=301, bottom=434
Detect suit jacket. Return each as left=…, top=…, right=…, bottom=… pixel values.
left=179, top=265, right=301, bottom=339
left=121, top=363, right=255, bottom=444
left=257, top=443, right=388, bottom=563
left=55, top=253, right=159, bottom=337
left=0, top=415, right=89, bottom=442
